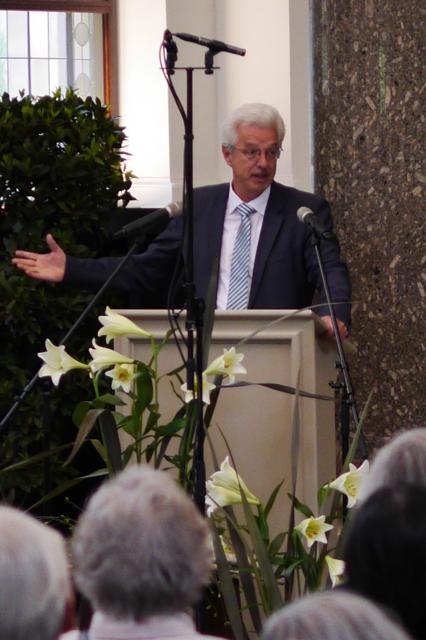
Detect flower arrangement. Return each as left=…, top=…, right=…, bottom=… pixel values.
left=204, top=449, right=368, bottom=635
left=23, top=307, right=370, bottom=637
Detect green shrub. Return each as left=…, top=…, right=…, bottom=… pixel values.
left=0, top=88, right=132, bottom=513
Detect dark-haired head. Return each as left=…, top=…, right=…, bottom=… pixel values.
left=343, top=482, right=426, bottom=640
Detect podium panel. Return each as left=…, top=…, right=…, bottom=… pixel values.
left=114, top=309, right=339, bottom=534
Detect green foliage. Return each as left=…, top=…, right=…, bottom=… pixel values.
left=0, top=88, right=132, bottom=512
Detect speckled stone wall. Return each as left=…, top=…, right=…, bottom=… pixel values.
left=313, top=0, right=425, bottom=452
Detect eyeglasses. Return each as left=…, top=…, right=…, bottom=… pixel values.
left=231, top=146, right=282, bottom=161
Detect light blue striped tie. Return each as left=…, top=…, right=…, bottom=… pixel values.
left=226, top=203, right=256, bottom=309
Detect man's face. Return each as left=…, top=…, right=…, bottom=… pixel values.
left=222, top=124, right=280, bottom=202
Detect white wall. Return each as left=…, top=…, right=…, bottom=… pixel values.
left=165, top=0, right=219, bottom=200
left=117, top=0, right=312, bottom=206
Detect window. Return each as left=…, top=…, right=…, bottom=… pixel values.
left=0, top=1, right=115, bottom=108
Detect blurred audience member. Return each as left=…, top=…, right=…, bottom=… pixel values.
left=61, top=465, right=223, bottom=640
left=0, top=505, right=72, bottom=640
left=262, top=589, right=410, bottom=640
left=360, top=427, right=426, bottom=501
left=343, top=483, right=426, bottom=640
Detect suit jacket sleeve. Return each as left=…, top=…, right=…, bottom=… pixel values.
left=63, top=216, right=185, bottom=304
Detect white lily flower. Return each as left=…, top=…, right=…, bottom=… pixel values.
left=205, top=456, right=260, bottom=516
left=325, top=555, right=346, bottom=587
left=295, top=515, right=333, bottom=548
left=181, top=375, right=216, bottom=405
left=38, top=339, right=89, bottom=386
left=89, top=339, right=134, bottom=374
left=105, top=363, right=136, bottom=393
left=328, top=460, right=370, bottom=508
left=97, top=306, right=152, bottom=344
left=205, top=494, right=218, bottom=518
left=204, top=347, right=247, bottom=384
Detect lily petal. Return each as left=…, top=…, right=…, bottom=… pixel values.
left=295, top=515, right=333, bottom=548
left=325, top=555, right=346, bottom=587
left=105, top=363, right=136, bottom=393
left=98, top=307, right=152, bottom=343
left=38, top=339, right=88, bottom=386
left=329, top=460, right=370, bottom=508
left=204, top=347, right=246, bottom=384
left=89, top=339, right=134, bottom=373
left=181, top=375, right=216, bottom=405
left=205, top=456, right=260, bottom=516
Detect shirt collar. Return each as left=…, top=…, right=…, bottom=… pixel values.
left=90, top=611, right=197, bottom=638
left=228, top=183, right=271, bottom=216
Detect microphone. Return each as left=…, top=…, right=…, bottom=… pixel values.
left=115, top=202, right=182, bottom=239
left=297, top=206, right=335, bottom=240
left=163, top=29, right=177, bottom=74
left=174, top=32, right=246, bottom=56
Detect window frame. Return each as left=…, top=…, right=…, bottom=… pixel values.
left=0, top=0, right=117, bottom=112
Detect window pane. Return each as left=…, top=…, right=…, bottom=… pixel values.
left=0, top=12, right=7, bottom=57
left=30, top=58, right=49, bottom=96
left=8, top=58, right=28, bottom=96
left=49, top=58, right=67, bottom=93
left=71, top=12, right=103, bottom=98
left=7, top=11, right=28, bottom=58
left=30, top=11, right=48, bottom=58
left=74, top=69, right=90, bottom=96
left=0, top=59, right=7, bottom=94
left=49, top=12, right=67, bottom=59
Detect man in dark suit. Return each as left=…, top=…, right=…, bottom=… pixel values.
left=13, top=103, right=351, bottom=335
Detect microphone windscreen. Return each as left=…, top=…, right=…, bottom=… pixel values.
left=167, top=201, right=182, bottom=218
left=297, top=206, right=313, bottom=223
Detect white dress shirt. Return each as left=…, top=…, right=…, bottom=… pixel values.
left=216, top=184, right=271, bottom=309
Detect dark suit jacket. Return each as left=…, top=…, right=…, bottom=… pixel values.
left=64, top=182, right=351, bottom=325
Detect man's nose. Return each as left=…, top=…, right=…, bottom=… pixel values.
left=255, top=151, right=269, bottom=167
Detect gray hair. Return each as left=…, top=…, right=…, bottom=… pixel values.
left=72, top=465, right=213, bottom=620
left=221, top=102, right=286, bottom=148
left=262, top=590, right=411, bottom=640
left=0, top=506, right=70, bottom=640
left=360, top=427, right=426, bottom=501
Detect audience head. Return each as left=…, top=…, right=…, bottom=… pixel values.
left=72, top=465, right=213, bottom=621
left=0, top=505, right=71, bottom=640
left=343, top=482, right=426, bottom=639
left=221, top=102, right=286, bottom=148
left=360, top=427, right=426, bottom=501
left=262, top=590, right=411, bottom=640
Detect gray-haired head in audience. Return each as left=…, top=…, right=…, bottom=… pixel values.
left=261, top=590, right=411, bottom=640
left=72, top=465, right=213, bottom=621
left=360, top=427, right=426, bottom=501
left=0, top=505, right=71, bottom=640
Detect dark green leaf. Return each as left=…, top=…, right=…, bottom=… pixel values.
left=63, top=408, right=105, bottom=467
left=287, top=493, right=314, bottom=518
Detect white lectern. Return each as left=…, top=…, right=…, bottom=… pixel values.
left=114, top=309, right=341, bottom=535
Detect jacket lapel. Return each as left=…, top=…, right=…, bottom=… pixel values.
left=194, top=184, right=229, bottom=300
left=249, top=182, right=288, bottom=305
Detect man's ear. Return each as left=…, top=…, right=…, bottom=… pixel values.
left=222, top=145, right=233, bottom=167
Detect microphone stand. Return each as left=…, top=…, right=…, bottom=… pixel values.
left=309, top=230, right=367, bottom=464
left=163, top=36, right=221, bottom=515
left=163, top=35, right=241, bottom=634
left=163, top=32, right=244, bottom=517
left=171, top=64, right=212, bottom=516
left=0, top=239, right=145, bottom=433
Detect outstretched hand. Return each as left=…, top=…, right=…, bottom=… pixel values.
left=12, top=234, right=66, bottom=283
